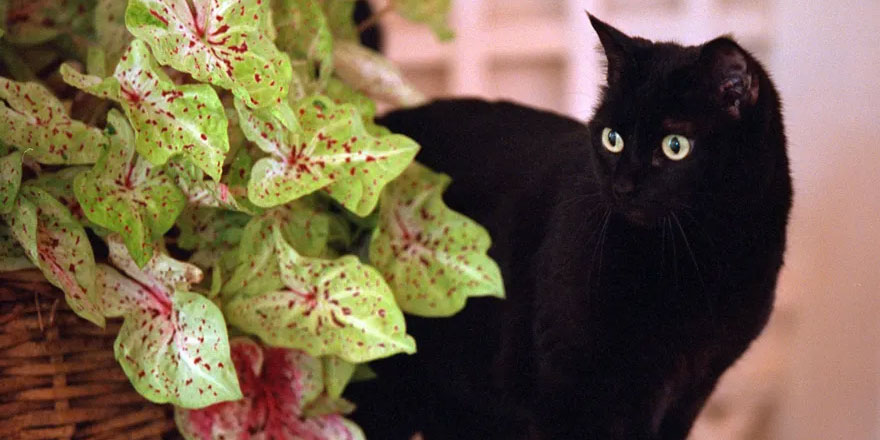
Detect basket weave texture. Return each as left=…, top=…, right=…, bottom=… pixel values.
left=0, top=270, right=178, bottom=440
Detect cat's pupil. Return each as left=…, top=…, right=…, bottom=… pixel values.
left=669, top=137, right=681, bottom=153
left=608, top=131, right=618, bottom=145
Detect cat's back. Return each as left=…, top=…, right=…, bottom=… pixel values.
left=379, top=99, right=590, bottom=222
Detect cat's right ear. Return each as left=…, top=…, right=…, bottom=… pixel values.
left=588, top=13, right=634, bottom=85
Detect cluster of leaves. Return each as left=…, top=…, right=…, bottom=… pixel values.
left=1, top=0, right=499, bottom=438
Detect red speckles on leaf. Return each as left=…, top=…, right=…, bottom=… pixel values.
left=149, top=9, right=169, bottom=26
left=369, top=163, right=505, bottom=317
left=127, top=0, right=291, bottom=108
left=175, top=338, right=365, bottom=440
left=225, top=229, right=414, bottom=363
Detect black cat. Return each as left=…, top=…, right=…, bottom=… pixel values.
left=346, top=15, right=792, bottom=440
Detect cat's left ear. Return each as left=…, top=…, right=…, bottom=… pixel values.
left=700, top=37, right=760, bottom=120
left=588, top=13, right=635, bottom=86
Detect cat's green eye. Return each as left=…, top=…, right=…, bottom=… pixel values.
left=661, top=134, right=692, bottom=160
left=601, top=127, right=624, bottom=153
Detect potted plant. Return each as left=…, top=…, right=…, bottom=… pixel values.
left=0, top=0, right=502, bottom=438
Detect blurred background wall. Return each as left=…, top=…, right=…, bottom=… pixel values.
left=373, top=0, right=880, bottom=438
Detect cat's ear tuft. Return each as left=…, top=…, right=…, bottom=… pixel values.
left=587, top=13, right=634, bottom=85
left=701, top=37, right=760, bottom=120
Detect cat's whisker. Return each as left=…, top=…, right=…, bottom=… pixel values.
left=591, top=209, right=613, bottom=289
left=672, top=212, right=717, bottom=325
left=678, top=208, right=717, bottom=251
left=668, top=216, right=679, bottom=293
left=557, top=192, right=602, bottom=210
left=660, top=214, right=669, bottom=284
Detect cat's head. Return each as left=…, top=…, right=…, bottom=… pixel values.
left=585, top=14, right=783, bottom=227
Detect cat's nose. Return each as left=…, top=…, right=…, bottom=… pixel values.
left=612, top=177, right=635, bottom=199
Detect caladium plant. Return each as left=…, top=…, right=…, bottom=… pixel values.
left=0, top=0, right=504, bottom=437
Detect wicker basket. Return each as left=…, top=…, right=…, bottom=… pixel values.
left=0, top=270, right=178, bottom=440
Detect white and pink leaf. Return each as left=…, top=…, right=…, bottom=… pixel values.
left=369, top=162, right=505, bottom=317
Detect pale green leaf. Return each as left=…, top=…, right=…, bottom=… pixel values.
left=61, top=40, right=229, bottom=180
left=236, top=96, right=419, bottom=214
left=125, top=0, right=292, bottom=108
left=332, top=41, right=427, bottom=107
left=222, top=198, right=335, bottom=297
left=86, top=46, right=107, bottom=77
left=325, top=76, right=391, bottom=136
left=224, top=228, right=416, bottom=363
left=107, top=234, right=204, bottom=292
left=0, top=77, right=106, bottom=164
left=322, top=356, right=356, bottom=399
left=175, top=206, right=249, bottom=270
left=74, top=110, right=186, bottom=267
left=165, top=157, right=250, bottom=212
left=94, top=0, right=133, bottom=71
left=96, top=263, right=151, bottom=318
left=3, top=186, right=104, bottom=326
left=395, top=0, right=455, bottom=41
left=106, top=236, right=240, bottom=408
left=115, top=289, right=241, bottom=408
left=273, top=0, right=333, bottom=85
left=0, top=222, right=34, bottom=271
left=0, top=151, right=23, bottom=214
left=26, top=167, right=90, bottom=224
left=369, top=162, right=505, bottom=317
left=220, top=146, right=262, bottom=214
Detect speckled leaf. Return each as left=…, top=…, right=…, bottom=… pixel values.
left=115, top=289, right=241, bottom=408
left=220, top=146, right=262, bottom=214
left=0, top=151, right=22, bottom=214
left=322, top=356, right=356, bottom=399
left=332, top=41, right=427, bottom=107
left=3, top=186, right=104, bottom=326
left=273, top=0, right=333, bottom=85
left=108, top=234, right=204, bottom=292
left=370, top=162, right=505, bottom=317
left=74, top=110, right=186, bottom=267
left=165, top=157, right=249, bottom=212
left=61, top=40, right=229, bottom=180
left=0, top=223, right=33, bottom=271
left=176, top=207, right=249, bottom=270
left=396, top=0, right=454, bottom=41
left=222, top=198, right=335, bottom=297
left=106, top=236, right=241, bottom=408
left=325, top=77, right=391, bottom=136
left=236, top=96, right=418, bottom=214
left=27, top=167, right=90, bottom=224
left=225, top=228, right=416, bottom=363
left=0, top=77, right=105, bottom=164
left=125, top=0, right=292, bottom=108
left=2, top=0, right=95, bottom=45
left=94, top=0, right=133, bottom=71
left=175, top=338, right=365, bottom=440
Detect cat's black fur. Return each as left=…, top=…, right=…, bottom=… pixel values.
left=346, top=15, right=792, bottom=440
